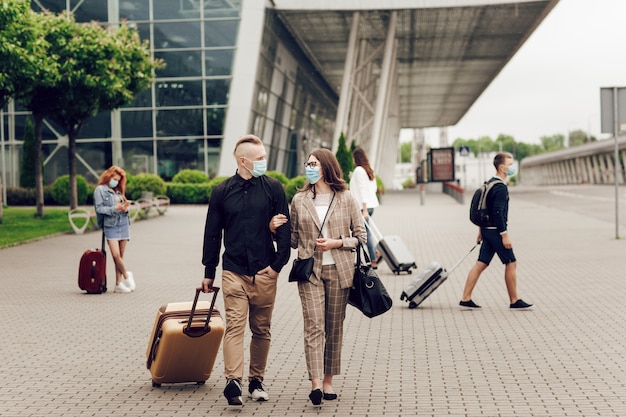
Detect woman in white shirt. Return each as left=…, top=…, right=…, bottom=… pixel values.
left=350, top=147, right=380, bottom=268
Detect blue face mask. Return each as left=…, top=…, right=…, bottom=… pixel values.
left=507, top=166, right=516, bottom=176
left=109, top=179, right=119, bottom=188
left=245, top=158, right=267, bottom=178
left=305, top=166, right=321, bottom=184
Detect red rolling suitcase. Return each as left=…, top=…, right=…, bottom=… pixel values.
left=146, top=288, right=224, bottom=387
left=78, top=231, right=107, bottom=294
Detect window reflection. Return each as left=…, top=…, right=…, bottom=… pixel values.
left=156, top=81, right=203, bottom=107
left=154, top=21, right=201, bottom=49
left=205, top=20, right=239, bottom=47
left=154, top=0, right=200, bottom=20
left=206, top=49, right=235, bottom=76
left=156, top=109, right=203, bottom=137
left=122, top=110, right=154, bottom=138
left=123, top=140, right=155, bottom=175
left=155, top=50, right=203, bottom=77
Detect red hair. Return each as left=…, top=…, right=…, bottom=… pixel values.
left=98, top=166, right=127, bottom=197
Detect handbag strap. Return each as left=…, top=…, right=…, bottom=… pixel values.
left=355, top=240, right=371, bottom=267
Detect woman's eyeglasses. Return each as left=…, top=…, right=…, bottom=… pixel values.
left=304, top=161, right=319, bottom=168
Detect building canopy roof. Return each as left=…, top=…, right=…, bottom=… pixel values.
left=272, top=0, right=558, bottom=130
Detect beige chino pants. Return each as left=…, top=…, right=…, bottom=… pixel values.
left=221, top=270, right=277, bottom=381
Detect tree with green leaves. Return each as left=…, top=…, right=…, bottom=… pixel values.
left=19, top=117, right=37, bottom=188
left=335, top=132, right=353, bottom=181
left=568, top=129, right=596, bottom=147
left=540, top=134, right=565, bottom=152
left=0, top=1, right=57, bottom=217
left=20, top=13, right=163, bottom=209
left=400, top=141, right=412, bottom=163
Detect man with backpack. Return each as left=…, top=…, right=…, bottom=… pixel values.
left=460, top=152, right=533, bottom=310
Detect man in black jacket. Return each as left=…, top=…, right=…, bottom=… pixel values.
left=200, top=135, right=291, bottom=405
left=459, top=152, right=533, bottom=310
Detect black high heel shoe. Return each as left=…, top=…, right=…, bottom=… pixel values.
left=309, top=388, right=323, bottom=407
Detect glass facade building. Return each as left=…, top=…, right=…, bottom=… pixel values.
left=1, top=0, right=337, bottom=186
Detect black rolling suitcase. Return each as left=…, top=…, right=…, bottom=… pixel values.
left=400, top=243, right=479, bottom=308
left=366, top=220, right=417, bottom=275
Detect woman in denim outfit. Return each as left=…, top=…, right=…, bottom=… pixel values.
left=93, top=166, right=135, bottom=293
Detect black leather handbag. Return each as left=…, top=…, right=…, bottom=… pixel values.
left=288, top=256, right=315, bottom=282
left=348, top=242, right=393, bottom=318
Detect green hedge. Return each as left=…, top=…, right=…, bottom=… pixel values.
left=285, top=175, right=306, bottom=201
left=6, top=186, right=55, bottom=205
left=5, top=173, right=386, bottom=206
left=167, top=183, right=211, bottom=204
left=266, top=170, right=289, bottom=185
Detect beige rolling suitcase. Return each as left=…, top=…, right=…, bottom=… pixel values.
left=146, top=288, right=224, bottom=387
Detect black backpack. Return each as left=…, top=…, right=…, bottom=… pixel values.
left=469, top=178, right=503, bottom=227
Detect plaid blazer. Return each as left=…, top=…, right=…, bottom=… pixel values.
left=290, top=189, right=366, bottom=289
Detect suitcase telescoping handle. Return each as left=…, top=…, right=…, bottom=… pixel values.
left=183, top=287, right=220, bottom=338
left=364, top=218, right=382, bottom=246
left=447, top=243, right=480, bottom=275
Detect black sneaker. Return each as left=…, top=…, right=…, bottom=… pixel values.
left=459, top=299, right=481, bottom=309
left=224, top=379, right=243, bottom=406
left=510, top=299, right=533, bottom=310
left=248, top=377, right=269, bottom=401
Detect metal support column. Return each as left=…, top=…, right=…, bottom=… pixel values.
left=333, top=12, right=360, bottom=151
left=369, top=11, right=397, bottom=169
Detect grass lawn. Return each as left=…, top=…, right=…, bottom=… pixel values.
left=0, top=207, right=73, bottom=248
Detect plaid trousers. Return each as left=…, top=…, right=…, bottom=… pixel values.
left=297, top=264, right=350, bottom=380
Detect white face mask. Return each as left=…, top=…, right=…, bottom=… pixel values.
left=109, top=179, right=119, bottom=188
left=244, top=158, right=267, bottom=177
left=506, top=166, right=516, bottom=176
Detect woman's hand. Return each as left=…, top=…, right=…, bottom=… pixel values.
left=269, top=214, right=288, bottom=233
left=315, top=238, right=342, bottom=252
left=116, top=200, right=130, bottom=213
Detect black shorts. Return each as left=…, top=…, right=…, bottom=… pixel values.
left=478, top=228, right=516, bottom=265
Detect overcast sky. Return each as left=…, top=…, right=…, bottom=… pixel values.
left=407, top=0, right=626, bottom=146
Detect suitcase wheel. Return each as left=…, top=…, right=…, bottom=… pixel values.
left=408, top=301, right=418, bottom=309
left=152, top=380, right=161, bottom=388
left=196, top=381, right=206, bottom=385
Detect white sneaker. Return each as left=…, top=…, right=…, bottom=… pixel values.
left=123, top=271, right=136, bottom=291
left=114, top=282, right=131, bottom=293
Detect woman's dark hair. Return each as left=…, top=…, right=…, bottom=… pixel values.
left=302, top=148, right=347, bottom=196
left=353, top=147, right=374, bottom=180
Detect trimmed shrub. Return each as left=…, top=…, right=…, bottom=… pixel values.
left=166, top=183, right=211, bottom=204
left=7, top=186, right=65, bottom=206
left=207, top=176, right=228, bottom=191
left=126, top=173, right=167, bottom=200
left=285, top=175, right=306, bottom=202
left=172, top=169, right=210, bottom=184
left=50, top=175, right=89, bottom=206
left=266, top=170, right=289, bottom=186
